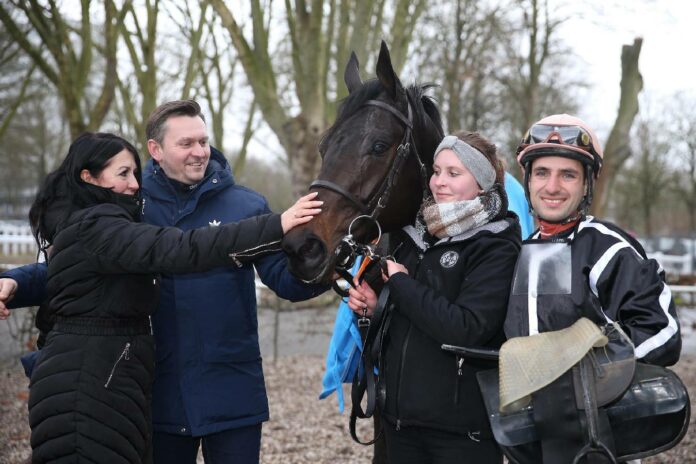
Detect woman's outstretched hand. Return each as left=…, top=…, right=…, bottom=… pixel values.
left=281, top=192, right=323, bottom=233
left=0, top=278, right=18, bottom=320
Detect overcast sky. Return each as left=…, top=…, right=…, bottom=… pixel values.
left=560, top=0, right=695, bottom=136
left=245, top=1, right=696, bottom=159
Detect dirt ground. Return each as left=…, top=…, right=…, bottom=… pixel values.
left=1, top=354, right=694, bottom=464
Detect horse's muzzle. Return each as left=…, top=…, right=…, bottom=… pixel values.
left=281, top=229, right=330, bottom=283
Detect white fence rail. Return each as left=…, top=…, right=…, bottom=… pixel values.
left=649, top=251, right=694, bottom=276
left=0, top=223, right=36, bottom=256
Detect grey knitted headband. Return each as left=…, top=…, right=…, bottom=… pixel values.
left=434, top=135, right=496, bottom=191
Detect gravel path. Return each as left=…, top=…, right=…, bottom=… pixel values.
left=1, top=354, right=694, bottom=463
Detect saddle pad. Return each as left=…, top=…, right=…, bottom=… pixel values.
left=499, top=317, right=607, bottom=413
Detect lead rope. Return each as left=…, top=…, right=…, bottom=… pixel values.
left=349, top=285, right=391, bottom=445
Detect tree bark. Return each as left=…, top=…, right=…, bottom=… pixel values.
left=591, top=38, right=643, bottom=217
left=0, top=0, right=123, bottom=139
left=210, top=0, right=425, bottom=194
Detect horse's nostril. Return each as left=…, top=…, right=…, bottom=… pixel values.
left=299, top=237, right=324, bottom=260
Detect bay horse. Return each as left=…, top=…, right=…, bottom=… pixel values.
left=282, top=41, right=444, bottom=284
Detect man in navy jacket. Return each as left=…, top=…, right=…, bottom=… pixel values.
left=0, top=100, right=325, bottom=463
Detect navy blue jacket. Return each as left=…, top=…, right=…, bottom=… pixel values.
left=4, top=148, right=324, bottom=437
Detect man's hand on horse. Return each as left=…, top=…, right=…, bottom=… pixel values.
left=347, top=279, right=378, bottom=317
left=0, top=278, right=18, bottom=320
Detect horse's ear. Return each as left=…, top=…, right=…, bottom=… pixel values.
left=344, top=51, right=362, bottom=94
left=376, top=40, right=404, bottom=100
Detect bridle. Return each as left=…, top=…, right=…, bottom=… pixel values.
left=308, top=95, right=430, bottom=294
left=310, top=96, right=429, bottom=219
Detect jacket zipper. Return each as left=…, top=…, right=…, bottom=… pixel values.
left=395, top=251, right=423, bottom=431
left=454, top=356, right=464, bottom=404
left=395, top=323, right=411, bottom=431
left=229, top=240, right=283, bottom=267
left=104, top=342, right=131, bottom=388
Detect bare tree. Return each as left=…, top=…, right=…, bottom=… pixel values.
left=496, top=0, right=579, bottom=152
left=0, top=27, right=69, bottom=215
left=415, top=0, right=585, bottom=170
left=415, top=0, right=505, bottom=134
left=592, top=38, right=643, bottom=216
left=114, top=0, right=251, bottom=163
left=613, top=116, right=670, bottom=236
left=0, top=0, right=126, bottom=138
left=190, top=12, right=240, bottom=155
left=115, top=0, right=161, bottom=149
left=209, top=0, right=427, bottom=193
left=670, top=92, right=696, bottom=233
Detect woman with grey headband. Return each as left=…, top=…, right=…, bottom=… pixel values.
left=347, top=131, right=521, bottom=463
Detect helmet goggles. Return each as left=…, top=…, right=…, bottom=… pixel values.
left=519, top=124, right=599, bottom=158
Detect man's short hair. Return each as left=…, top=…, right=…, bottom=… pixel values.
left=146, top=100, right=205, bottom=145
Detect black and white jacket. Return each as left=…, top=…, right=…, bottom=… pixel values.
left=504, top=216, right=681, bottom=367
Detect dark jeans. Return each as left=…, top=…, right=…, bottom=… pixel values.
left=383, top=421, right=502, bottom=464
left=153, top=423, right=262, bottom=464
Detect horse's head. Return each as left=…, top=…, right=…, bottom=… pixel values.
left=282, top=41, right=444, bottom=284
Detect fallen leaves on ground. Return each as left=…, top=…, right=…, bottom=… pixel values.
left=1, top=356, right=694, bottom=463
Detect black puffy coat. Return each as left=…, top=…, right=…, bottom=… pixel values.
left=28, top=200, right=284, bottom=463
left=379, top=215, right=521, bottom=437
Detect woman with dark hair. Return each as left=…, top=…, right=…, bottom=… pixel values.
left=347, top=131, right=521, bottom=463
left=24, top=132, right=321, bottom=463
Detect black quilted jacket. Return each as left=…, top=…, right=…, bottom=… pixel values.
left=28, top=201, right=283, bottom=463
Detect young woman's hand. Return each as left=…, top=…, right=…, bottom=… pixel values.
left=280, top=192, right=323, bottom=233
left=0, top=278, right=18, bottom=320
left=381, top=259, right=408, bottom=281
left=347, top=278, right=378, bottom=317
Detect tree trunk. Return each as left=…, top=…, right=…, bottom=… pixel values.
left=282, top=115, right=324, bottom=195
left=591, top=38, right=643, bottom=217
left=210, top=0, right=424, bottom=194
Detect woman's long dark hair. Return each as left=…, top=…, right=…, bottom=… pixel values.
left=29, top=132, right=141, bottom=253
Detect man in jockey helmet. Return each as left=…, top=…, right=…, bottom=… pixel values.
left=502, top=114, right=682, bottom=463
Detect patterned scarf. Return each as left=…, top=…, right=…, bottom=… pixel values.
left=421, top=183, right=507, bottom=239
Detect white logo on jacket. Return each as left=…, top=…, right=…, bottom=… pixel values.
left=440, top=251, right=459, bottom=268
left=209, top=219, right=221, bottom=227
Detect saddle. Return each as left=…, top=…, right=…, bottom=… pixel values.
left=445, top=318, right=690, bottom=463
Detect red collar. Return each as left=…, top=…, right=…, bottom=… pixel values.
left=538, top=217, right=580, bottom=239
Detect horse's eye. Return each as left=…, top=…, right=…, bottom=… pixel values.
left=371, top=141, right=389, bottom=155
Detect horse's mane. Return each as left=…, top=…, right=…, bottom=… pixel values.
left=409, top=83, right=444, bottom=143
left=320, top=80, right=444, bottom=155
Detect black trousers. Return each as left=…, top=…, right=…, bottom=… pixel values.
left=152, top=423, right=262, bottom=464
left=383, top=420, right=503, bottom=464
